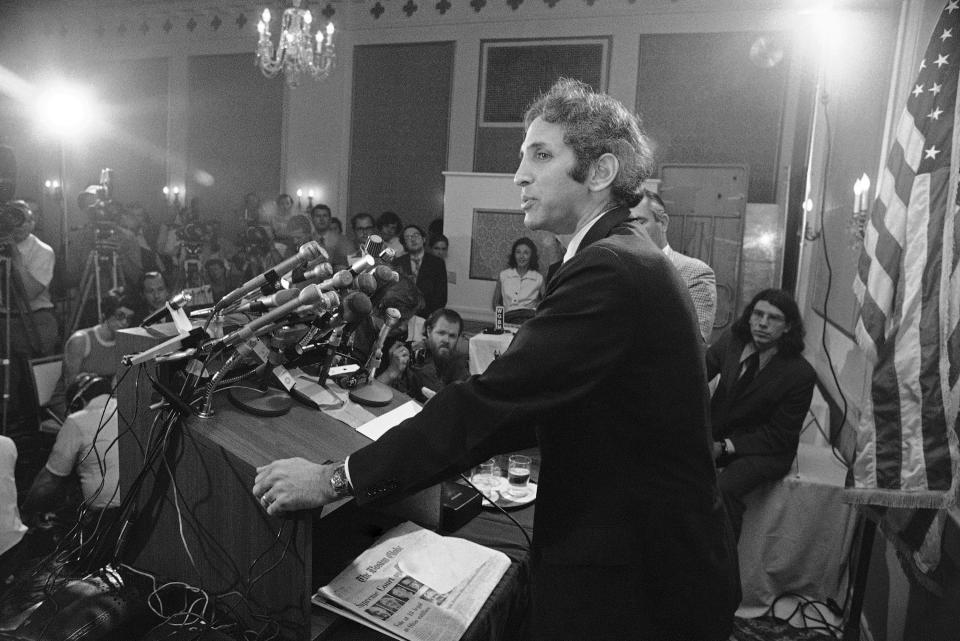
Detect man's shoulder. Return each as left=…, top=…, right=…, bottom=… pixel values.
left=669, top=249, right=714, bottom=274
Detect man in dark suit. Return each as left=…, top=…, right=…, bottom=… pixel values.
left=253, top=79, right=740, bottom=641
left=706, top=288, right=816, bottom=541
left=394, top=224, right=447, bottom=317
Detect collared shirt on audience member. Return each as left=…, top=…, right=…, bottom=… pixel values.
left=630, top=189, right=717, bottom=343
left=346, top=213, right=376, bottom=264
left=492, top=236, right=543, bottom=324
left=394, top=224, right=447, bottom=317
left=377, top=308, right=468, bottom=403
left=706, top=288, right=816, bottom=542
left=22, top=375, right=120, bottom=515
left=62, top=291, right=133, bottom=390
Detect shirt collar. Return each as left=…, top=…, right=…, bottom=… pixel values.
left=562, top=208, right=615, bottom=263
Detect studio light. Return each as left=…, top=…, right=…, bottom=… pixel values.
left=256, top=0, right=336, bottom=87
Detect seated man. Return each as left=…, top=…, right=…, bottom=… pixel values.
left=707, top=288, right=816, bottom=541
left=62, top=291, right=132, bottom=390
left=630, top=190, right=717, bottom=343
left=22, top=374, right=120, bottom=517
left=127, top=270, right=169, bottom=325
left=395, top=224, right=447, bottom=318
left=377, top=308, right=469, bottom=403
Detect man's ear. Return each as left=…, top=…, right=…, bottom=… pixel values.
left=660, top=212, right=670, bottom=234
left=588, top=153, right=619, bottom=193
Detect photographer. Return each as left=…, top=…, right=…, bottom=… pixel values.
left=0, top=201, right=58, bottom=355
left=231, top=224, right=282, bottom=283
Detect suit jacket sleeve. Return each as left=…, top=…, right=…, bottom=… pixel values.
left=688, top=264, right=716, bottom=343
left=347, top=245, right=641, bottom=504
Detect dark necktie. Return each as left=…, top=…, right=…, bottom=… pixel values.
left=731, top=351, right=760, bottom=400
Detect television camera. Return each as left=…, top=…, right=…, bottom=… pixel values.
left=77, top=168, right=121, bottom=250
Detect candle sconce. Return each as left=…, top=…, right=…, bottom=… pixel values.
left=802, top=198, right=821, bottom=242
left=44, top=178, right=62, bottom=200
left=848, top=173, right=870, bottom=250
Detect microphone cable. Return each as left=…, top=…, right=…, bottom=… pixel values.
left=457, top=472, right=532, bottom=550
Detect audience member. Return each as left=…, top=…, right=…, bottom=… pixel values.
left=492, top=236, right=543, bottom=324
left=347, top=213, right=377, bottom=262
left=283, top=214, right=318, bottom=259
left=204, top=257, right=239, bottom=303
left=377, top=308, right=468, bottom=403
left=428, top=233, right=448, bottom=262
left=1, top=201, right=58, bottom=357
left=117, top=202, right=162, bottom=278
left=269, top=193, right=296, bottom=240
left=240, top=192, right=262, bottom=226
left=232, top=225, right=283, bottom=282
left=127, top=271, right=169, bottom=324
left=707, top=288, right=816, bottom=541
left=62, top=291, right=132, bottom=390
left=22, top=374, right=120, bottom=516
left=630, top=190, right=717, bottom=342
left=310, top=204, right=352, bottom=270
left=427, top=217, right=443, bottom=240
left=395, top=224, right=447, bottom=317
left=0, top=435, right=26, bottom=578
left=377, top=211, right=405, bottom=257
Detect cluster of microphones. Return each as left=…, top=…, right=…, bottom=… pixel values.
left=124, top=235, right=403, bottom=413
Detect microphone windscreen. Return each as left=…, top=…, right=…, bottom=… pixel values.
left=342, top=291, right=373, bottom=323
left=373, top=265, right=400, bottom=284
left=356, top=271, right=378, bottom=295
left=362, top=234, right=384, bottom=258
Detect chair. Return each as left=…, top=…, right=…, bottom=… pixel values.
left=27, top=354, right=63, bottom=433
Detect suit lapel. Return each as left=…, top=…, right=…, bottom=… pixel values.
left=575, top=206, right=632, bottom=255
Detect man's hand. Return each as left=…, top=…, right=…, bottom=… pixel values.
left=253, top=457, right=341, bottom=516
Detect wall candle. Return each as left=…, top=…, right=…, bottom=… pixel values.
left=860, top=173, right=871, bottom=215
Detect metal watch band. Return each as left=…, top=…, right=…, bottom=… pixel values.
left=330, top=463, right=353, bottom=498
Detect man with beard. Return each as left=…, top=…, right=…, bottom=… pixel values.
left=377, top=307, right=468, bottom=403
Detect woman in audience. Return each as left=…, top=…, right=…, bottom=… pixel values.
left=492, top=237, right=544, bottom=324
left=62, top=291, right=133, bottom=389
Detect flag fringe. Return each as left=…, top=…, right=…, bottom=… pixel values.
left=843, top=486, right=957, bottom=509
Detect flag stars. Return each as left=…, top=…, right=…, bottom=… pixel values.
left=942, top=27, right=954, bottom=41
left=913, top=84, right=925, bottom=97
left=920, top=58, right=927, bottom=71
left=928, top=107, right=944, bottom=120
left=934, top=53, right=950, bottom=68
left=930, top=82, right=943, bottom=96
left=925, top=146, right=941, bottom=160
left=947, top=0, right=959, bottom=14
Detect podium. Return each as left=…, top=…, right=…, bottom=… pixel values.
left=114, top=325, right=440, bottom=640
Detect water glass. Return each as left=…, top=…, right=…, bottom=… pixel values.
left=471, top=458, right=501, bottom=501
left=506, top=454, right=531, bottom=498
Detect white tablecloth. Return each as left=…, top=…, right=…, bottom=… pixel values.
left=736, top=442, right=856, bottom=627
left=468, top=331, right=515, bottom=375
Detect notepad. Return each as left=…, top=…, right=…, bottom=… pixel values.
left=357, top=400, right=422, bottom=440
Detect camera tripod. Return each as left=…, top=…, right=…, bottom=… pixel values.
left=69, top=244, right=124, bottom=335
left=0, top=254, right=43, bottom=435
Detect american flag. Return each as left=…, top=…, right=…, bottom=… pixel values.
left=851, top=0, right=960, bottom=571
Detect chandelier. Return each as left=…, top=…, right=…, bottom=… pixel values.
left=256, top=0, right=336, bottom=87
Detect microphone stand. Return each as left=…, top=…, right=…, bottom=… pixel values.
left=348, top=307, right=400, bottom=407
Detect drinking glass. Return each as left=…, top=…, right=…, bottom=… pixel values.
left=506, top=454, right=531, bottom=499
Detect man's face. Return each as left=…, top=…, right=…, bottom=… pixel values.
left=380, top=221, right=398, bottom=239
left=290, top=225, right=311, bottom=246
left=353, top=216, right=375, bottom=245
left=514, top=117, right=592, bottom=234
left=11, top=213, right=33, bottom=243
left=749, top=300, right=791, bottom=350
left=312, top=207, right=331, bottom=232
left=206, top=262, right=226, bottom=281
left=629, top=198, right=667, bottom=248
left=143, top=276, right=168, bottom=311
left=403, top=228, right=424, bottom=253
left=426, top=317, right=461, bottom=360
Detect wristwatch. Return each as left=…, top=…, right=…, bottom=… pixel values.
left=330, top=463, right=353, bottom=498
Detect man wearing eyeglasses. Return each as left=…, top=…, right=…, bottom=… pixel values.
left=706, top=288, right=816, bottom=542
left=347, top=213, right=376, bottom=260
left=62, top=291, right=133, bottom=391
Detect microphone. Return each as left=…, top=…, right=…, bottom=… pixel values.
left=364, top=308, right=401, bottom=378
left=217, top=241, right=323, bottom=310
left=140, top=290, right=193, bottom=327
left=361, top=234, right=384, bottom=259
left=318, top=270, right=354, bottom=292
left=350, top=307, right=402, bottom=407
left=220, top=284, right=339, bottom=347
left=356, top=271, right=378, bottom=295
left=349, top=254, right=376, bottom=276
left=373, top=264, right=400, bottom=285
left=234, top=287, right=300, bottom=314
left=378, top=247, right=396, bottom=264
left=291, top=261, right=333, bottom=285
left=339, top=291, right=373, bottom=325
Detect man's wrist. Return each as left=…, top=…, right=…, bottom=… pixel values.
left=329, top=461, right=353, bottom=498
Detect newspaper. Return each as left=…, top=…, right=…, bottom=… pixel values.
left=312, top=521, right=511, bottom=641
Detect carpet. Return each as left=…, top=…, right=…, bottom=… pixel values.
left=731, top=616, right=838, bottom=640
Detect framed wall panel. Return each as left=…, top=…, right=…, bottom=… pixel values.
left=474, top=38, right=609, bottom=173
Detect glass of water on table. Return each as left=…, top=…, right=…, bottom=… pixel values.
left=471, top=458, right=501, bottom=501
left=506, top=454, right=532, bottom=499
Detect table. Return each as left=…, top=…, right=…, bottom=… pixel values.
left=736, top=442, right=857, bottom=626
left=468, top=331, right=515, bottom=375
left=115, top=325, right=532, bottom=641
